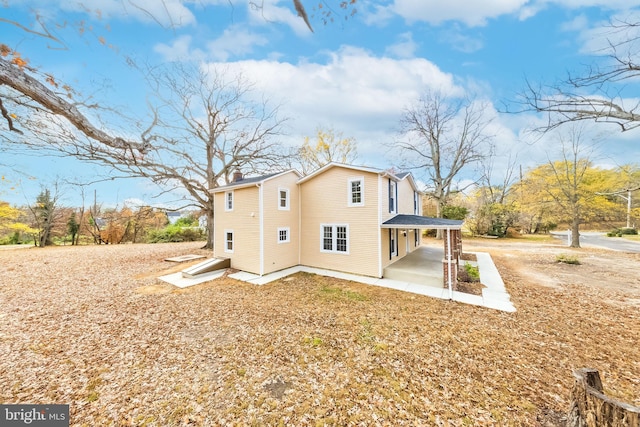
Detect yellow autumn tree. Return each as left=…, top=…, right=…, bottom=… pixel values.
left=297, top=128, right=358, bottom=174
left=0, top=201, right=36, bottom=243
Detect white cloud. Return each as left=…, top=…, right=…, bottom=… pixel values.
left=59, top=0, right=197, bottom=27
left=201, top=46, right=464, bottom=166
left=154, top=35, right=207, bottom=62
left=391, top=0, right=529, bottom=26
left=439, top=25, right=484, bottom=53
left=385, top=32, right=418, bottom=58
left=206, top=25, right=269, bottom=61
left=381, top=0, right=640, bottom=27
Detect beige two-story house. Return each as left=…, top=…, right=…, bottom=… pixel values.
left=212, top=163, right=462, bottom=279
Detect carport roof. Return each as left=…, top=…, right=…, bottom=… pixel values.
left=382, top=214, right=463, bottom=230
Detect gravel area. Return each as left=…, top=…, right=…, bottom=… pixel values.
left=0, top=240, right=638, bottom=426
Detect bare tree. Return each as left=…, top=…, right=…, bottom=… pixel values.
left=391, top=90, right=494, bottom=234
left=0, top=1, right=357, bottom=140
left=518, top=18, right=640, bottom=132
left=6, top=64, right=285, bottom=249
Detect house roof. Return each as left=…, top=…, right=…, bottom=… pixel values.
left=381, top=214, right=463, bottom=230
left=297, top=162, right=420, bottom=193
left=211, top=170, right=301, bottom=193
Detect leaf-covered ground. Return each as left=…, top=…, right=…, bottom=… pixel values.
left=0, top=240, right=638, bottom=426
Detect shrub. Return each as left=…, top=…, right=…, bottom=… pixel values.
left=458, top=263, right=480, bottom=282
left=556, top=254, right=580, bottom=265
left=147, top=224, right=205, bottom=243
left=606, top=227, right=637, bottom=237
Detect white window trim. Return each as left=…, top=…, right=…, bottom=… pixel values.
left=277, top=227, right=290, bottom=244
left=225, top=191, right=234, bottom=212
left=224, top=229, right=234, bottom=253
left=278, top=187, right=290, bottom=211
left=320, top=223, right=349, bottom=255
left=390, top=229, right=397, bottom=257
left=348, top=177, right=365, bottom=207
left=389, top=180, right=397, bottom=214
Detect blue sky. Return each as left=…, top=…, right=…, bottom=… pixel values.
left=2, top=0, right=640, bottom=208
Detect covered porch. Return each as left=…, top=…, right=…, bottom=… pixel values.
left=381, top=214, right=464, bottom=291
left=383, top=244, right=444, bottom=287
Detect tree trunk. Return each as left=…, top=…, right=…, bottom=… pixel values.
left=571, top=210, right=581, bottom=248
left=204, top=209, right=214, bottom=250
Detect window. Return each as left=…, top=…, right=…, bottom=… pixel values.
left=348, top=177, right=364, bottom=206
left=389, top=229, right=398, bottom=258
left=225, top=191, right=234, bottom=211
left=224, top=230, right=234, bottom=253
left=278, top=227, right=290, bottom=243
left=414, top=191, right=419, bottom=214
left=415, top=228, right=420, bottom=247
left=389, top=180, right=397, bottom=213
left=320, top=224, right=349, bottom=254
left=278, top=188, right=290, bottom=210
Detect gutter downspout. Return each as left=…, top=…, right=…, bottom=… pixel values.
left=258, top=183, right=264, bottom=276
left=447, top=227, right=453, bottom=300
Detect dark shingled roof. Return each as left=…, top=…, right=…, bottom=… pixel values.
left=215, top=172, right=282, bottom=190
left=382, top=214, right=463, bottom=229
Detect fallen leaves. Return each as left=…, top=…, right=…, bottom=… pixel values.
left=0, top=240, right=638, bottom=425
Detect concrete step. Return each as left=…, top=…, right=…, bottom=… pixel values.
left=181, top=257, right=230, bottom=278
left=383, top=268, right=442, bottom=285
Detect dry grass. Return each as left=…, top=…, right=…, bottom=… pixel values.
left=0, top=241, right=639, bottom=426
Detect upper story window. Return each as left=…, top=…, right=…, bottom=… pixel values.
left=278, top=188, right=290, bottom=210
left=348, top=177, right=364, bottom=207
left=414, top=191, right=419, bottom=214
left=389, top=180, right=397, bottom=213
left=225, top=191, right=234, bottom=211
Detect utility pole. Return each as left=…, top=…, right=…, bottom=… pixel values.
left=596, top=187, right=640, bottom=229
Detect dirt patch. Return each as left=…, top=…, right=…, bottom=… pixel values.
left=463, top=237, right=640, bottom=307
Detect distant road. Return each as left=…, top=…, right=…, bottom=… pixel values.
left=0, top=244, right=35, bottom=251
left=550, top=231, right=640, bottom=253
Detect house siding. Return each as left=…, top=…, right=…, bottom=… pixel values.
left=214, top=185, right=261, bottom=274
left=300, top=167, right=380, bottom=277
left=261, top=171, right=300, bottom=274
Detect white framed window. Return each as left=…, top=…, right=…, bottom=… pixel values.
left=389, top=229, right=398, bottom=258
left=348, top=177, right=364, bottom=207
left=414, top=191, right=419, bottom=214
left=389, top=180, right=397, bottom=213
left=225, top=191, right=234, bottom=211
left=278, top=187, right=290, bottom=210
left=277, top=227, right=290, bottom=243
left=320, top=224, right=349, bottom=254
left=224, top=230, right=234, bottom=253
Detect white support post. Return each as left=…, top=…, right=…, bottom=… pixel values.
left=447, top=227, right=453, bottom=300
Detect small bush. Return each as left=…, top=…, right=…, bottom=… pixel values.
left=619, top=227, right=638, bottom=235
left=458, top=263, right=480, bottom=282
left=607, top=227, right=637, bottom=237
left=147, top=225, right=205, bottom=243
left=556, top=254, right=581, bottom=265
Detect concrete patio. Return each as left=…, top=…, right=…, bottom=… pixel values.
left=159, top=244, right=515, bottom=312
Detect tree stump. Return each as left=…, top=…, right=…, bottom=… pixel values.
left=567, top=368, right=640, bottom=427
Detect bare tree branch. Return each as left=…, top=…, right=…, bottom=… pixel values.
left=513, top=19, right=640, bottom=132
